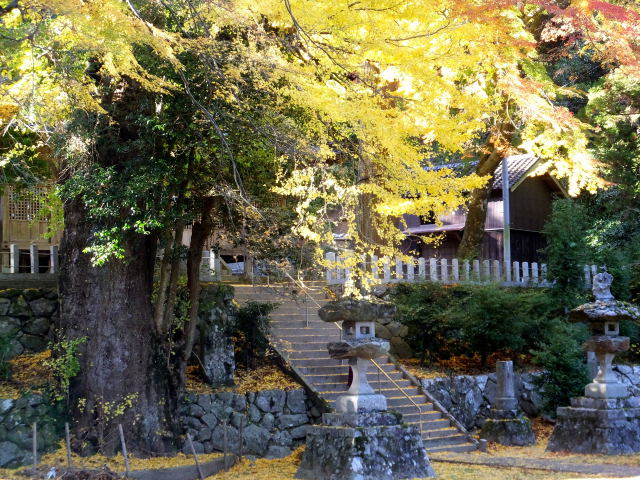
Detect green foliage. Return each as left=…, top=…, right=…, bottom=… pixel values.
left=234, top=301, right=276, bottom=369
left=392, top=282, right=456, bottom=365
left=392, top=283, right=559, bottom=367
left=46, top=336, right=87, bottom=403
left=542, top=199, right=591, bottom=310
left=532, top=322, right=590, bottom=416
left=448, top=286, right=529, bottom=368
left=0, top=333, right=13, bottom=381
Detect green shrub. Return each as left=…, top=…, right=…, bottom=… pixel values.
left=391, top=282, right=456, bottom=365
left=234, top=301, right=276, bottom=368
left=446, top=285, right=530, bottom=367
left=542, top=199, right=591, bottom=310
left=532, top=321, right=590, bottom=416
left=392, top=283, right=560, bottom=367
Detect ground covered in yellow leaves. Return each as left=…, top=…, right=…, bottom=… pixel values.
left=0, top=442, right=224, bottom=480
left=207, top=446, right=607, bottom=480
left=475, top=419, right=640, bottom=468
left=187, top=360, right=301, bottom=395
left=0, top=350, right=51, bottom=398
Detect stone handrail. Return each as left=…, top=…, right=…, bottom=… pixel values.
left=371, top=358, right=423, bottom=435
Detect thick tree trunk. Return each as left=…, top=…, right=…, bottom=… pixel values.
left=58, top=197, right=179, bottom=456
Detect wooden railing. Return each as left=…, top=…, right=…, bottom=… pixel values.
left=325, top=252, right=599, bottom=288
left=2, top=245, right=231, bottom=282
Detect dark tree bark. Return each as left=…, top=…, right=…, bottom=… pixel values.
left=58, top=197, right=179, bottom=456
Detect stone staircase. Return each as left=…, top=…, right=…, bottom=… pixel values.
left=233, top=281, right=477, bottom=454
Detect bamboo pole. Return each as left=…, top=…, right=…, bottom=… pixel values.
left=186, top=433, right=205, bottom=480
left=118, top=424, right=131, bottom=478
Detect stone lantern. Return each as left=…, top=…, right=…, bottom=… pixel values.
left=296, top=299, right=435, bottom=480
left=548, top=269, right=640, bottom=454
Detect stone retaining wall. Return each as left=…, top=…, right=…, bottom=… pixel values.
left=182, top=389, right=320, bottom=459
left=0, top=289, right=57, bottom=359
left=420, top=365, right=640, bottom=430
left=0, top=395, right=63, bottom=468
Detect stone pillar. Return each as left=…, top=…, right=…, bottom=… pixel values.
left=480, top=360, right=535, bottom=446
left=495, top=361, right=518, bottom=411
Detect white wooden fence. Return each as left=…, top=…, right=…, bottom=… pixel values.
left=3, top=244, right=222, bottom=281
left=325, top=252, right=599, bottom=288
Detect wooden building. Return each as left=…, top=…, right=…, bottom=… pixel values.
left=0, top=186, right=61, bottom=272
left=402, top=155, right=568, bottom=262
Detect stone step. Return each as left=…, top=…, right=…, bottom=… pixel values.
left=298, top=364, right=395, bottom=375
left=402, top=418, right=449, bottom=435
left=422, top=433, right=469, bottom=448
left=291, top=358, right=345, bottom=368
left=426, top=442, right=477, bottom=454
left=286, top=350, right=334, bottom=360
left=391, top=404, right=439, bottom=416
left=320, top=386, right=422, bottom=398
left=311, top=378, right=414, bottom=391
left=301, top=371, right=405, bottom=383
left=273, top=326, right=337, bottom=335
left=398, top=412, right=446, bottom=423
left=421, top=427, right=460, bottom=439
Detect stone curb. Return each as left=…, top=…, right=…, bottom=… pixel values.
left=128, top=455, right=237, bottom=480
left=430, top=453, right=640, bottom=477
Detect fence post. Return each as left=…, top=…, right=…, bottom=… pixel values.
left=65, top=422, right=72, bottom=468
left=383, top=257, right=391, bottom=282
left=49, top=245, right=59, bottom=274
left=493, top=260, right=501, bottom=282
left=371, top=255, right=378, bottom=281
left=213, top=252, right=222, bottom=281
left=118, top=424, right=131, bottom=478
left=32, top=422, right=37, bottom=469
left=325, top=252, right=336, bottom=284
left=522, top=262, right=530, bottom=284
left=187, top=432, right=205, bottom=480
left=513, top=261, right=520, bottom=283
left=541, top=264, right=548, bottom=284
left=583, top=265, right=591, bottom=288
left=472, top=260, right=480, bottom=282
left=395, top=257, right=403, bottom=282
left=29, top=244, right=38, bottom=274
left=482, top=260, right=491, bottom=282
left=406, top=258, right=414, bottom=282
left=418, top=258, right=426, bottom=280
left=429, top=258, right=438, bottom=282
left=463, top=260, right=471, bottom=282
left=441, top=259, right=448, bottom=283
left=9, top=244, right=19, bottom=274
left=531, top=262, right=539, bottom=284
left=452, top=258, right=459, bottom=283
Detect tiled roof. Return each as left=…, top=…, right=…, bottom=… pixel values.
left=491, top=154, right=540, bottom=190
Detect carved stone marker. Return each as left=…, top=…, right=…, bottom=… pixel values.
left=296, top=299, right=435, bottom=480
left=548, top=272, right=640, bottom=454
left=480, top=361, right=535, bottom=446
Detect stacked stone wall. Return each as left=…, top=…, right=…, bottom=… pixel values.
left=182, top=389, right=320, bottom=459
left=0, top=395, right=63, bottom=468
left=0, top=289, right=57, bottom=358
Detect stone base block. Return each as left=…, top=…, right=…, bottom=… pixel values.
left=335, top=393, right=387, bottom=413
left=322, top=412, right=400, bottom=427
left=548, top=400, right=640, bottom=454
left=584, top=381, right=628, bottom=399
left=480, top=414, right=535, bottom=446
left=296, top=416, right=435, bottom=480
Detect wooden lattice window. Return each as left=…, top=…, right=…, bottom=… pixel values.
left=8, top=187, right=48, bottom=221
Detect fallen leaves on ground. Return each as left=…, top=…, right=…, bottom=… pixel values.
left=474, top=418, right=640, bottom=468
left=207, top=446, right=604, bottom=480
left=0, top=350, right=52, bottom=398
left=187, top=360, right=302, bottom=395
left=0, top=442, right=224, bottom=480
